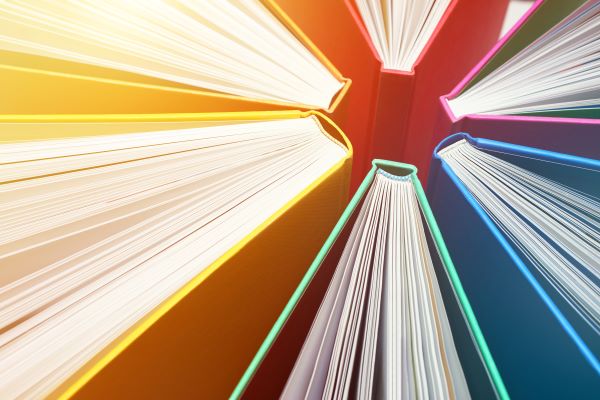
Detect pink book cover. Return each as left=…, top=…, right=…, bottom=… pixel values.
left=434, top=0, right=600, bottom=177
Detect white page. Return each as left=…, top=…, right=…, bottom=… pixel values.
left=283, top=170, right=471, bottom=399
left=449, top=1, right=600, bottom=117
left=281, top=182, right=377, bottom=400
left=355, top=0, right=451, bottom=71
left=356, top=175, right=390, bottom=399
left=439, top=139, right=600, bottom=334
left=0, top=0, right=343, bottom=109
left=0, top=116, right=345, bottom=399
left=322, top=176, right=387, bottom=399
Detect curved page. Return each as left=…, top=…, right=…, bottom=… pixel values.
left=282, top=170, right=469, bottom=399
left=0, top=0, right=343, bottom=109
left=0, top=116, right=346, bottom=399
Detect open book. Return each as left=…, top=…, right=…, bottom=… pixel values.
left=432, top=0, right=600, bottom=180
left=447, top=0, right=599, bottom=118
left=0, top=112, right=351, bottom=399
left=234, top=160, right=506, bottom=400
left=428, top=133, right=600, bottom=398
left=355, top=0, right=452, bottom=71
left=0, top=0, right=348, bottom=114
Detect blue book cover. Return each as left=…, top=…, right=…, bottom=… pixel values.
left=427, top=132, right=600, bottom=399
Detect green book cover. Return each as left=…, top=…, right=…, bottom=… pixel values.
left=231, top=160, right=508, bottom=400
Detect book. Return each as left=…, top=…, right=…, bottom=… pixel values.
left=432, top=0, right=600, bottom=181
left=274, top=0, right=507, bottom=184
left=232, top=160, right=507, bottom=400
left=0, top=111, right=352, bottom=399
left=428, top=133, right=600, bottom=399
left=0, top=0, right=349, bottom=115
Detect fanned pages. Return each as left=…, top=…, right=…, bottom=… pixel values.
left=448, top=0, right=600, bottom=117
left=282, top=171, right=470, bottom=399
left=0, top=0, right=344, bottom=109
left=438, top=140, right=600, bottom=335
left=0, top=116, right=346, bottom=399
left=354, top=0, right=451, bottom=71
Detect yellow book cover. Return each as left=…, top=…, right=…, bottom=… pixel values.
left=0, top=110, right=352, bottom=399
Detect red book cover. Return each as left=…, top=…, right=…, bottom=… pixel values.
left=276, top=0, right=509, bottom=186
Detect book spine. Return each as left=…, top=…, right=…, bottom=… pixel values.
left=367, top=70, right=415, bottom=164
